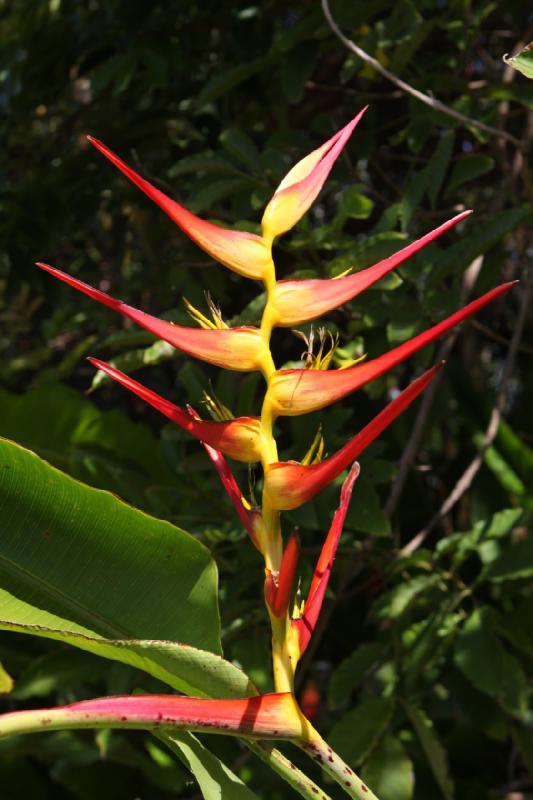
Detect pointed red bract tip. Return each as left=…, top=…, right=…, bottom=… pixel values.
left=87, top=358, right=263, bottom=463
left=267, top=281, right=515, bottom=417
left=293, top=462, right=360, bottom=654
left=270, top=210, right=474, bottom=326
left=265, top=363, right=443, bottom=511
left=261, top=108, right=367, bottom=240
left=36, top=263, right=265, bottom=373
left=86, top=137, right=271, bottom=280
left=185, top=403, right=263, bottom=550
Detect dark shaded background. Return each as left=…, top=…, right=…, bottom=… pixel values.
left=1, top=1, right=532, bottom=798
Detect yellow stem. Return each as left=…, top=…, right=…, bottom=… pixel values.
left=256, top=249, right=299, bottom=694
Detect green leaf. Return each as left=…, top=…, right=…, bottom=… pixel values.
left=337, top=186, right=375, bottom=221
left=482, top=508, right=524, bottom=538
left=89, top=341, right=176, bottom=391
left=349, top=232, right=408, bottom=270
left=196, top=59, right=267, bottom=106
left=11, top=651, right=109, bottom=700
left=0, top=382, right=172, bottom=484
left=361, top=735, right=414, bottom=800
left=190, top=178, right=258, bottom=213
left=429, top=208, right=530, bottom=285
left=0, top=437, right=261, bottom=700
left=328, top=697, right=394, bottom=766
left=374, top=575, right=441, bottom=620
left=503, top=43, right=533, bottom=80
left=444, top=154, right=495, bottom=197
left=280, top=43, right=317, bottom=104
left=160, top=731, right=260, bottom=800
left=427, top=131, right=454, bottom=208
left=436, top=508, right=523, bottom=566
left=400, top=700, right=453, bottom=800
left=399, top=168, right=430, bottom=231
left=0, top=661, right=13, bottom=694
left=328, top=643, right=384, bottom=708
left=511, top=723, right=533, bottom=772
left=344, top=477, right=390, bottom=536
left=1, top=622, right=255, bottom=701
left=497, top=418, right=533, bottom=484
left=482, top=535, right=533, bottom=582
left=169, top=154, right=243, bottom=179
left=474, top=436, right=527, bottom=497
left=219, top=128, right=260, bottom=173
left=454, top=608, right=527, bottom=715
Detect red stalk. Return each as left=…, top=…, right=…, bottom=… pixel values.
left=0, top=693, right=303, bottom=740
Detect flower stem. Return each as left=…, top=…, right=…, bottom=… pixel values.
left=297, top=728, right=380, bottom=800
left=247, top=740, right=334, bottom=800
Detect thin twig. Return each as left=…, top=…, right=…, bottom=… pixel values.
left=471, top=319, right=533, bottom=355
left=321, top=0, right=521, bottom=148
left=400, top=266, right=532, bottom=557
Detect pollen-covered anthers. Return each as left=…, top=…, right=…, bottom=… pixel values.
left=267, top=281, right=516, bottom=417
left=301, top=426, right=325, bottom=466
left=37, top=263, right=267, bottom=373
left=264, top=363, right=442, bottom=511
left=261, top=107, right=368, bottom=241
left=87, top=359, right=263, bottom=463
left=292, top=463, right=360, bottom=655
left=293, top=327, right=340, bottom=372
left=183, top=294, right=229, bottom=330
left=201, top=389, right=235, bottom=423
left=268, top=211, right=472, bottom=326
left=265, top=533, right=300, bottom=618
left=87, top=136, right=273, bottom=281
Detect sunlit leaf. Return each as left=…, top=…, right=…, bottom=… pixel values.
left=504, top=43, right=533, bottom=80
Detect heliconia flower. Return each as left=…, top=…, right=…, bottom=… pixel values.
left=37, top=263, right=267, bottom=373
left=292, top=463, right=360, bottom=655
left=87, top=137, right=272, bottom=281
left=268, top=210, right=472, bottom=326
left=267, top=281, right=515, bottom=416
left=264, top=362, right=442, bottom=511
left=87, top=359, right=264, bottom=463
left=0, top=693, right=304, bottom=741
left=265, top=533, right=300, bottom=618
left=261, top=108, right=368, bottom=241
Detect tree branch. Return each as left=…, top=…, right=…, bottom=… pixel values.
left=321, top=0, right=521, bottom=148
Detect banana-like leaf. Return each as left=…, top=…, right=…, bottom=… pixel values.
left=0, top=436, right=255, bottom=698
left=160, top=731, right=261, bottom=799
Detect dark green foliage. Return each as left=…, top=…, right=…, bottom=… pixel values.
left=1, top=0, right=531, bottom=797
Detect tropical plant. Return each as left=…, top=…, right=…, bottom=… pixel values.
left=0, top=109, right=515, bottom=799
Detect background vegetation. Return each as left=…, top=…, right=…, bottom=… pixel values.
left=1, top=0, right=532, bottom=797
